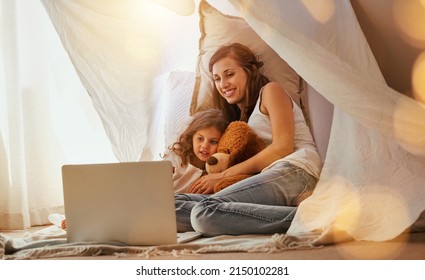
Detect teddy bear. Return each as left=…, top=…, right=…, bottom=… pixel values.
left=205, top=121, right=266, bottom=193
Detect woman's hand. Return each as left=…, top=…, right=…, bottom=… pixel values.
left=188, top=173, right=224, bottom=194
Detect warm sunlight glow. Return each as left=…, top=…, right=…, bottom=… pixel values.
left=393, top=0, right=425, bottom=48
left=412, top=52, right=425, bottom=104
left=335, top=188, right=409, bottom=259
left=122, top=0, right=198, bottom=69
left=151, top=0, right=195, bottom=16
left=393, top=97, right=425, bottom=156
left=301, top=0, right=335, bottom=23
left=124, top=31, right=159, bottom=63
left=121, top=1, right=170, bottom=63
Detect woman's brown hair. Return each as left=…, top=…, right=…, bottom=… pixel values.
left=208, top=43, right=270, bottom=122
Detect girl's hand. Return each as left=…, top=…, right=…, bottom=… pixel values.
left=188, top=173, right=224, bottom=194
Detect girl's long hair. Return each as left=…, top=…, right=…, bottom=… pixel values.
left=208, top=43, right=270, bottom=122
left=169, top=109, right=228, bottom=166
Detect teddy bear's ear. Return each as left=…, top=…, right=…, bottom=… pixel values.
left=217, top=122, right=248, bottom=153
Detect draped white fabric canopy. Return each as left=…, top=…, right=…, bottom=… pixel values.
left=41, top=0, right=202, bottom=162
left=37, top=0, right=425, bottom=242
left=227, top=1, right=425, bottom=241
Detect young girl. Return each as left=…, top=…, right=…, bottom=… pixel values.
left=163, top=108, right=229, bottom=193
left=175, top=43, right=323, bottom=236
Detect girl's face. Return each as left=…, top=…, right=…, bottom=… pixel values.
left=212, top=56, right=248, bottom=108
left=191, top=127, right=222, bottom=165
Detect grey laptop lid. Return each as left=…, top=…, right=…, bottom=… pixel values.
left=61, top=161, right=179, bottom=246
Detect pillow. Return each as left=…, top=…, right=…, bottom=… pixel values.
left=164, top=70, right=195, bottom=147
left=190, top=0, right=302, bottom=114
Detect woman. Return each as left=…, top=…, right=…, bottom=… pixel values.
left=175, top=43, right=322, bottom=236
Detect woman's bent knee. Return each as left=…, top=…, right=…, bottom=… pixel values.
left=190, top=200, right=224, bottom=236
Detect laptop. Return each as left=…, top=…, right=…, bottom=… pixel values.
left=61, top=161, right=201, bottom=245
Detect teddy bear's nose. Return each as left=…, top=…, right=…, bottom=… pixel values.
left=207, top=156, right=218, bottom=166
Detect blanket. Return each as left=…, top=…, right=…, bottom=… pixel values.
left=0, top=226, right=319, bottom=260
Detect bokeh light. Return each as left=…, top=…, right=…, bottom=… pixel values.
left=412, top=51, right=425, bottom=104
left=393, top=97, right=425, bottom=156
left=393, top=0, right=425, bottom=48
left=335, top=188, right=409, bottom=259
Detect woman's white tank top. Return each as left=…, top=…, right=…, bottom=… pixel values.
left=247, top=87, right=323, bottom=178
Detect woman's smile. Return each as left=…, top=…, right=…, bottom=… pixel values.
left=212, top=57, right=248, bottom=106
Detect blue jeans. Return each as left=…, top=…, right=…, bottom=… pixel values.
left=175, top=162, right=318, bottom=236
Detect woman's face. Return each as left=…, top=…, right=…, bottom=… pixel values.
left=212, top=56, right=248, bottom=108
left=191, top=126, right=222, bottom=164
